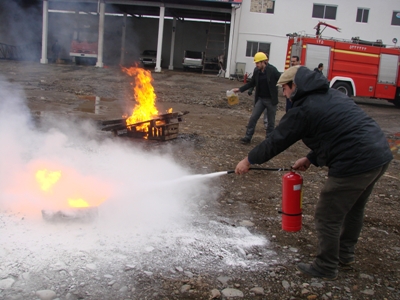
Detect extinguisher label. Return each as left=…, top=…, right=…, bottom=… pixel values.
left=293, top=184, right=302, bottom=191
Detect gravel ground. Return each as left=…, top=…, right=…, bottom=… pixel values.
left=0, top=60, right=399, bottom=300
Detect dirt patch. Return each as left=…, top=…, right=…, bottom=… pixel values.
left=0, top=60, right=399, bottom=300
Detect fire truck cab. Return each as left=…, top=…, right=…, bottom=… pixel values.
left=285, top=30, right=400, bottom=107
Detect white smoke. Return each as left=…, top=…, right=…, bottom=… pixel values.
left=0, top=76, right=205, bottom=227
left=0, top=77, right=273, bottom=278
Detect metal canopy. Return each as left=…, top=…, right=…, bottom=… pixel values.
left=47, top=0, right=234, bottom=22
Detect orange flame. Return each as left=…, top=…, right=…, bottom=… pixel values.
left=68, top=198, right=89, bottom=208
left=122, top=66, right=159, bottom=128
left=35, top=167, right=107, bottom=209
left=36, top=169, right=61, bottom=191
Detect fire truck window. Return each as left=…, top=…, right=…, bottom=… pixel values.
left=391, top=11, right=400, bottom=26
left=356, top=8, right=369, bottom=23
left=312, top=4, right=337, bottom=20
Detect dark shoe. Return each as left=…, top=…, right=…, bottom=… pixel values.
left=339, top=258, right=355, bottom=266
left=240, top=137, right=251, bottom=144
left=296, top=263, right=338, bottom=281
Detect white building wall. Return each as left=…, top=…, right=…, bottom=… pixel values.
left=232, top=0, right=400, bottom=74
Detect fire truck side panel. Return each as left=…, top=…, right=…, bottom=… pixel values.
left=334, top=74, right=374, bottom=97
left=302, top=37, right=336, bottom=48
left=380, top=49, right=400, bottom=99
left=375, top=84, right=397, bottom=100
left=378, top=54, right=399, bottom=84
left=332, top=50, right=380, bottom=65
left=332, top=61, right=378, bottom=76
left=304, top=44, right=331, bottom=78
left=374, top=54, right=399, bottom=100
left=335, top=41, right=382, bottom=55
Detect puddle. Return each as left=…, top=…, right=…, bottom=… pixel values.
left=387, top=132, right=400, bottom=160
left=75, top=95, right=116, bottom=114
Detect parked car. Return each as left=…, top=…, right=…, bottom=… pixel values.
left=182, top=50, right=204, bottom=70
left=139, top=50, right=158, bottom=67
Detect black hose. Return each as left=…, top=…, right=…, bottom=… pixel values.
left=227, top=167, right=291, bottom=174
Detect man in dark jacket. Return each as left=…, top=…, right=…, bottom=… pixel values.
left=233, top=52, right=281, bottom=144
left=314, top=63, right=323, bottom=73
left=235, top=66, right=393, bottom=280
left=286, top=55, right=301, bottom=112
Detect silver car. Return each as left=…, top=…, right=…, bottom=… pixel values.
left=139, top=50, right=157, bottom=67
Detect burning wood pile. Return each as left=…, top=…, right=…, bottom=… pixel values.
left=100, top=111, right=189, bottom=141
left=101, top=66, right=188, bottom=141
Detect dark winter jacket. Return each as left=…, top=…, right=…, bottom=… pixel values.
left=239, top=63, right=281, bottom=105
left=248, top=67, right=393, bottom=177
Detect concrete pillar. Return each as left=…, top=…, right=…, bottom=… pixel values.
left=168, top=17, right=176, bottom=70
left=40, top=0, right=49, bottom=64
left=155, top=5, right=165, bottom=73
left=120, top=13, right=127, bottom=65
left=225, top=7, right=236, bottom=78
left=95, top=96, right=100, bottom=114
left=96, top=0, right=105, bottom=68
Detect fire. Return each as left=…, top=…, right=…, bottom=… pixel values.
left=68, top=198, right=89, bottom=208
left=122, top=66, right=159, bottom=128
left=34, top=166, right=108, bottom=209
left=36, top=169, right=61, bottom=191
left=121, top=66, right=173, bottom=137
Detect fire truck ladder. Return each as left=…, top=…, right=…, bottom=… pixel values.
left=202, top=17, right=227, bottom=74
left=314, top=21, right=341, bottom=37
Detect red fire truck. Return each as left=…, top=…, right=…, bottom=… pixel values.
left=285, top=22, right=400, bottom=107
left=69, top=15, right=98, bottom=65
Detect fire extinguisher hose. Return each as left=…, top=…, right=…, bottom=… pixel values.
left=226, top=167, right=291, bottom=174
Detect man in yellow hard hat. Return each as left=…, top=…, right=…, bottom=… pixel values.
left=233, top=52, right=281, bottom=144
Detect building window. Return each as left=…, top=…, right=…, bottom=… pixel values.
left=356, top=8, right=369, bottom=23
left=250, top=0, right=275, bottom=14
left=391, top=11, right=400, bottom=26
left=246, top=41, right=271, bottom=58
left=312, top=4, right=337, bottom=20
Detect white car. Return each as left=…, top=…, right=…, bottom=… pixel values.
left=182, top=50, right=204, bottom=70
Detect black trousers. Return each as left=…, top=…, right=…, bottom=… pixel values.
left=312, top=162, right=390, bottom=274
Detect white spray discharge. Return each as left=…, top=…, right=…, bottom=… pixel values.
left=0, top=79, right=276, bottom=278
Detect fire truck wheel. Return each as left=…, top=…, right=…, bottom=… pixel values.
left=332, top=82, right=353, bottom=97
left=392, top=99, right=400, bottom=108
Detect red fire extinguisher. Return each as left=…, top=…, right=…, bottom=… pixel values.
left=280, top=171, right=303, bottom=232
left=243, top=72, right=248, bottom=83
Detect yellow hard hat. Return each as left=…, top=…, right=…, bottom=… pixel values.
left=254, top=52, right=268, bottom=63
